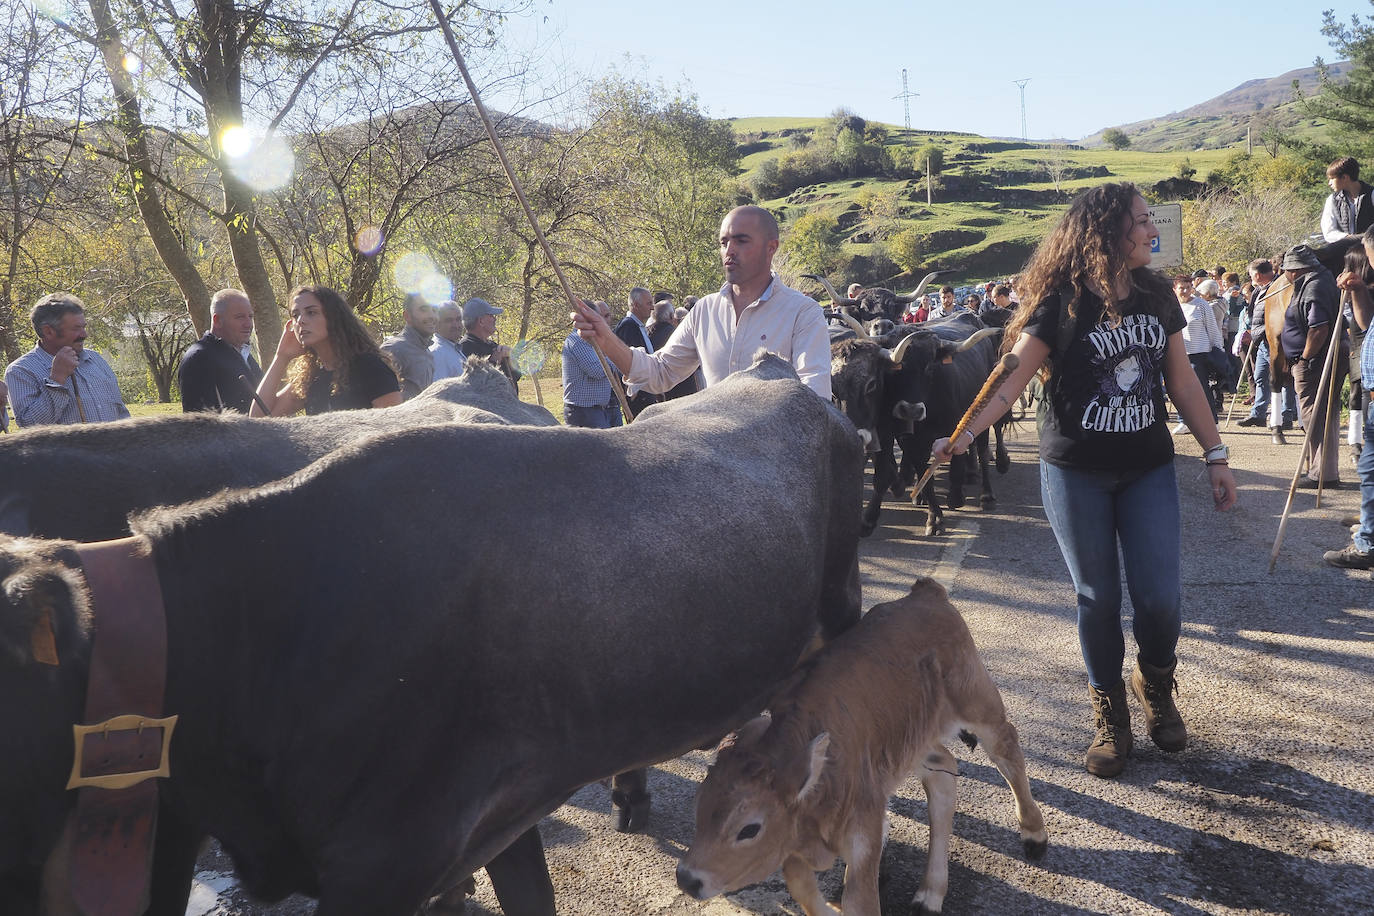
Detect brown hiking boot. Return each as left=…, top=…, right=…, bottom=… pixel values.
left=1131, top=656, right=1188, bottom=752
left=1086, top=682, right=1132, bottom=778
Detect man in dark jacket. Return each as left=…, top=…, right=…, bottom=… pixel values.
left=178, top=288, right=263, bottom=413
left=1280, top=245, right=1346, bottom=487
left=614, top=287, right=661, bottom=414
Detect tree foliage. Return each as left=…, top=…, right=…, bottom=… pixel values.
left=1181, top=188, right=1319, bottom=271
left=1299, top=3, right=1374, bottom=151
left=1102, top=128, right=1130, bottom=150
left=779, top=210, right=844, bottom=277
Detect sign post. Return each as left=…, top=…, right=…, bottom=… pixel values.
left=1149, top=203, right=1183, bottom=269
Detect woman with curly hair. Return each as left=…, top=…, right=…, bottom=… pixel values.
left=252, top=285, right=402, bottom=416
left=931, top=182, right=1236, bottom=778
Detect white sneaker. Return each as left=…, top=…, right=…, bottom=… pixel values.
left=1171, top=421, right=1187, bottom=436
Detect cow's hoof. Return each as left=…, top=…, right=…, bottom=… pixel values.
left=947, top=493, right=966, bottom=510
left=424, top=878, right=476, bottom=914
left=889, top=481, right=907, bottom=499
left=860, top=517, right=878, bottom=537
left=614, top=794, right=651, bottom=833
left=996, top=452, right=1010, bottom=474
left=1023, top=835, right=1049, bottom=861
left=980, top=495, right=996, bottom=510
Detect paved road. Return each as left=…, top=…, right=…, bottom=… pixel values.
left=191, top=412, right=1373, bottom=915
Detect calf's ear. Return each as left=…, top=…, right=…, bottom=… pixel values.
left=716, top=715, right=771, bottom=758
left=792, top=733, right=831, bottom=803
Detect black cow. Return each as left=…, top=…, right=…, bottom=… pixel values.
left=831, top=313, right=1010, bottom=536
left=803, top=271, right=957, bottom=323
left=0, top=359, right=555, bottom=541
left=0, top=353, right=863, bottom=916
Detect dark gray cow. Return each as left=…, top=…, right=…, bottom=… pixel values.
left=0, top=359, right=555, bottom=541
left=0, top=353, right=863, bottom=916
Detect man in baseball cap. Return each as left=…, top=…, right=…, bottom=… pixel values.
left=459, top=297, right=520, bottom=388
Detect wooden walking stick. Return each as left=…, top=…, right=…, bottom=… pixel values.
left=1222, top=333, right=1259, bottom=430
left=70, top=374, right=87, bottom=424
left=426, top=0, right=634, bottom=422
left=1269, top=296, right=1348, bottom=571
left=913, top=353, right=1020, bottom=500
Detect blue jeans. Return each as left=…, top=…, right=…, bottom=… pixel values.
left=1357, top=401, right=1374, bottom=554
left=1040, top=460, right=1182, bottom=689
left=1250, top=342, right=1297, bottom=423
left=563, top=403, right=622, bottom=428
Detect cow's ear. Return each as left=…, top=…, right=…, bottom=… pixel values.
left=1, top=566, right=84, bottom=667
left=792, top=732, right=831, bottom=804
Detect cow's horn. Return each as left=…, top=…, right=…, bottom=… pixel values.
left=836, top=310, right=870, bottom=340
left=889, top=331, right=921, bottom=364
left=802, top=273, right=859, bottom=306
left=952, top=327, right=1000, bottom=353
left=896, top=268, right=957, bottom=303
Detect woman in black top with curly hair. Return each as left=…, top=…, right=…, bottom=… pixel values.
left=931, top=182, right=1236, bottom=779
left=252, top=284, right=401, bottom=416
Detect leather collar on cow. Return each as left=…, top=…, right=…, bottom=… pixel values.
left=62, top=537, right=177, bottom=916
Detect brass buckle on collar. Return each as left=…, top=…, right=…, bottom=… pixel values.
left=66, top=714, right=179, bottom=791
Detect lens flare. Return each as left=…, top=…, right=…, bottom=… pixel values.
left=511, top=340, right=548, bottom=377
left=32, top=0, right=72, bottom=24
left=392, top=251, right=437, bottom=294
left=417, top=272, right=453, bottom=304
left=122, top=52, right=141, bottom=74
left=220, top=126, right=252, bottom=158
left=354, top=226, right=384, bottom=256
left=228, top=133, right=294, bottom=192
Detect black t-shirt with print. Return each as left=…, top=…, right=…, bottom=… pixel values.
left=1024, top=288, right=1186, bottom=471
left=304, top=352, right=401, bottom=415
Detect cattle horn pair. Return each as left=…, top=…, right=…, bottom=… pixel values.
left=803, top=274, right=858, bottom=307
left=896, top=268, right=958, bottom=303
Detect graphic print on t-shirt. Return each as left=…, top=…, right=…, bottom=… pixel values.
left=1079, top=313, right=1168, bottom=433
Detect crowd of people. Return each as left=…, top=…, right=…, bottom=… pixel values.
left=0, top=171, right=1367, bottom=787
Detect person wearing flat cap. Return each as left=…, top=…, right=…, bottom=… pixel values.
left=1279, top=244, right=1347, bottom=488
left=459, top=296, right=520, bottom=389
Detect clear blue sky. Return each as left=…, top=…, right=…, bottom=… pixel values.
left=498, top=0, right=1347, bottom=140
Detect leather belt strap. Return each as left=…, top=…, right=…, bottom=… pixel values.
left=68, top=537, right=174, bottom=916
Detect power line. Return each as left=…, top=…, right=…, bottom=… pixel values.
left=1013, top=78, right=1031, bottom=140
left=893, top=69, right=919, bottom=131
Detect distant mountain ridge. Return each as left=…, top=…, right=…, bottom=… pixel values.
left=1083, top=62, right=1347, bottom=151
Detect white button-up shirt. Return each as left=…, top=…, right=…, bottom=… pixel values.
left=626, top=275, right=832, bottom=399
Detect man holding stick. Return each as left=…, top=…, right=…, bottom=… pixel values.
left=4, top=293, right=129, bottom=427
left=571, top=206, right=832, bottom=401
left=1279, top=245, right=1346, bottom=488
left=1327, top=226, right=1374, bottom=569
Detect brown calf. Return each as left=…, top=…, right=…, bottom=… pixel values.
left=676, top=578, right=1047, bottom=915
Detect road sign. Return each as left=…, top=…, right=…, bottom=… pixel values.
left=1149, top=203, right=1183, bottom=268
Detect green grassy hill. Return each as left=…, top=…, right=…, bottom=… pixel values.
left=729, top=117, right=1236, bottom=285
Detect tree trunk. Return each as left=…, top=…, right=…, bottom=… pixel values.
left=87, top=0, right=212, bottom=334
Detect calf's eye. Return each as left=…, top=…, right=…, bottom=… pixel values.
left=736, top=823, right=761, bottom=841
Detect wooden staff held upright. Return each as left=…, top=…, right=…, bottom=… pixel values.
left=427, top=1, right=634, bottom=422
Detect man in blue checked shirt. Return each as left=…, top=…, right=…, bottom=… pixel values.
left=4, top=293, right=130, bottom=427
left=562, top=300, right=623, bottom=428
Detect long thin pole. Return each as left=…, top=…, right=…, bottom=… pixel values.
left=1222, top=335, right=1258, bottom=430
left=426, top=1, right=634, bottom=422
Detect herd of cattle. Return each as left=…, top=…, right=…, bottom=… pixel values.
left=1, top=304, right=1030, bottom=915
